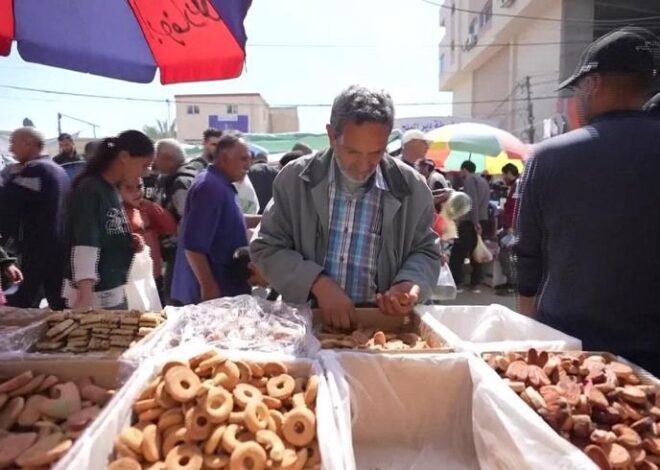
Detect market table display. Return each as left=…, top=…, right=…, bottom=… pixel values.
left=485, top=349, right=660, bottom=469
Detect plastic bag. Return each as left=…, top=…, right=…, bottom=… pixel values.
left=417, top=304, right=582, bottom=353
left=65, top=346, right=345, bottom=470
left=143, top=296, right=314, bottom=356
left=321, top=351, right=595, bottom=470
left=432, top=263, right=457, bottom=300
left=124, top=247, right=162, bottom=312
left=501, top=232, right=516, bottom=248
left=472, top=234, right=493, bottom=264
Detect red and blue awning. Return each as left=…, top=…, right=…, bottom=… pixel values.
left=0, top=0, right=251, bottom=84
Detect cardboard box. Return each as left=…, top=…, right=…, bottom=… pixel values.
left=313, top=308, right=452, bottom=354
left=0, top=357, right=138, bottom=470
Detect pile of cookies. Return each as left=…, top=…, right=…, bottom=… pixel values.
left=484, top=349, right=660, bottom=470
left=108, top=350, right=321, bottom=470
left=318, top=327, right=431, bottom=351
left=0, top=369, right=114, bottom=468
left=35, top=310, right=166, bottom=354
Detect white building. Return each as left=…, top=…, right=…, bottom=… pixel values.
left=438, top=0, right=660, bottom=142
left=175, top=93, right=299, bottom=143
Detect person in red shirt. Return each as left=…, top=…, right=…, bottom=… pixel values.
left=496, top=163, right=520, bottom=295
left=120, top=178, right=177, bottom=302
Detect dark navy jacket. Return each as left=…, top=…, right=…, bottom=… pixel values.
left=515, top=111, right=660, bottom=375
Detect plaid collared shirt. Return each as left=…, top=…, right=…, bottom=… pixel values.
left=323, top=161, right=387, bottom=303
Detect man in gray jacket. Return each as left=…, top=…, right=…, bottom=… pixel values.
left=250, top=85, right=441, bottom=329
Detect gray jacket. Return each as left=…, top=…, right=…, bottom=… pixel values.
left=250, top=149, right=441, bottom=304
left=463, top=173, right=490, bottom=225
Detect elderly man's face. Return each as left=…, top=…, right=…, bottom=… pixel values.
left=327, top=121, right=389, bottom=183
left=154, top=150, right=181, bottom=175
left=217, top=140, right=251, bottom=183
left=10, top=132, right=37, bottom=164
left=404, top=139, right=429, bottom=161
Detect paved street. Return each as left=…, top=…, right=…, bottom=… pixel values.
left=439, top=286, right=517, bottom=311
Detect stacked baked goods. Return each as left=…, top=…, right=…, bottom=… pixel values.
left=484, top=349, right=660, bottom=470
left=36, top=310, right=166, bottom=354
left=318, top=327, right=431, bottom=351
left=108, top=350, right=321, bottom=470
left=0, top=370, right=114, bottom=468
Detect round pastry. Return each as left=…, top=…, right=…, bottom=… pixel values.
left=266, top=375, right=295, bottom=400
left=233, top=383, right=263, bottom=409
left=282, top=407, right=316, bottom=447
left=204, top=387, right=233, bottom=424
left=244, top=400, right=270, bottom=434
left=164, top=444, right=203, bottom=470
left=229, top=441, right=267, bottom=470
left=164, top=366, right=200, bottom=403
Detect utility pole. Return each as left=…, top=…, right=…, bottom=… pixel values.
left=57, top=113, right=62, bottom=135
left=524, top=75, right=535, bottom=143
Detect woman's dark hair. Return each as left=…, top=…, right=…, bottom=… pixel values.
left=501, top=163, right=520, bottom=177
left=72, top=130, right=154, bottom=190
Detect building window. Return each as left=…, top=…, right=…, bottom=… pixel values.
left=226, top=104, right=238, bottom=114
left=480, top=0, right=492, bottom=29
left=186, top=105, right=199, bottom=115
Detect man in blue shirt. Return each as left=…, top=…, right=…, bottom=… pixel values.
left=171, top=131, right=252, bottom=305
left=515, top=27, right=660, bottom=375
left=0, top=127, right=70, bottom=309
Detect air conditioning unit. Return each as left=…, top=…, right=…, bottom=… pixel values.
left=464, top=34, right=478, bottom=51
left=500, top=0, right=515, bottom=7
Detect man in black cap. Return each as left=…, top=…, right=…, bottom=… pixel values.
left=515, top=27, right=660, bottom=375
left=53, top=133, right=82, bottom=165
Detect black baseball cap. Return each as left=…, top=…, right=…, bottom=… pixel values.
left=557, top=27, right=659, bottom=91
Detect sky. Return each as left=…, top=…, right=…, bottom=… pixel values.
left=0, top=0, right=451, bottom=138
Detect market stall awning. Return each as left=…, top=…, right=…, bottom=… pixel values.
left=0, top=0, right=251, bottom=84
left=244, top=133, right=329, bottom=154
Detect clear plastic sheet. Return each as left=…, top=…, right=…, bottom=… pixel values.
left=417, top=304, right=582, bottom=353
left=321, top=351, right=596, bottom=470
left=0, top=320, right=46, bottom=353
left=66, top=345, right=344, bottom=470
left=135, top=295, right=315, bottom=357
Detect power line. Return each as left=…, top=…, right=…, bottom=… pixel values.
left=422, top=0, right=660, bottom=25
left=0, top=83, right=563, bottom=107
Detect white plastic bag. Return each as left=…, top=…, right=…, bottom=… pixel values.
left=417, top=304, right=582, bottom=353
left=124, top=247, right=162, bottom=312
left=433, top=263, right=457, bottom=300
left=472, top=235, right=493, bottom=264
left=321, top=351, right=596, bottom=470
left=67, top=345, right=345, bottom=470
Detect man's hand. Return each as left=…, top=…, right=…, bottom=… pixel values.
left=312, top=275, right=355, bottom=330
left=376, top=282, right=420, bottom=316
left=475, top=223, right=483, bottom=236
left=201, top=281, right=221, bottom=302
left=518, top=296, right=537, bottom=318
left=3, top=264, right=23, bottom=284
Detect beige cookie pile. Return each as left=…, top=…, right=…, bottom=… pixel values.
left=36, top=310, right=165, bottom=354
left=318, top=327, right=430, bottom=351
left=0, top=370, right=114, bottom=468
left=108, top=351, right=321, bottom=470
left=484, top=349, right=660, bottom=470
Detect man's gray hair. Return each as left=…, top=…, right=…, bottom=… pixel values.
left=329, top=85, right=395, bottom=136
left=155, top=138, right=185, bottom=164
left=13, top=127, right=45, bottom=150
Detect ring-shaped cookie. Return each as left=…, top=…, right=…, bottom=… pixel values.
left=203, top=425, right=227, bottom=454
left=282, top=408, right=316, bottom=447
left=267, top=375, right=295, bottom=400
left=204, top=387, right=233, bottom=424
left=162, top=426, right=187, bottom=456
left=156, top=381, right=178, bottom=409
left=188, top=351, right=216, bottom=369
left=256, top=429, right=285, bottom=462
left=213, top=361, right=240, bottom=391
left=263, top=362, right=288, bottom=377
left=245, top=400, right=270, bottom=434
left=197, top=353, right=227, bottom=372
left=249, top=363, right=264, bottom=378
left=141, top=423, right=161, bottom=463
left=108, top=457, right=142, bottom=470
left=307, top=441, right=321, bottom=466
left=164, top=444, right=203, bottom=470
left=291, top=392, right=306, bottom=409
left=235, top=361, right=253, bottom=382
left=229, top=442, right=267, bottom=470
left=233, top=383, right=263, bottom=409
left=304, top=376, right=319, bottom=406
left=203, top=453, right=230, bottom=470
left=185, top=407, right=212, bottom=441
left=164, top=366, right=200, bottom=403
left=269, top=410, right=284, bottom=434
left=262, top=395, right=282, bottom=410
left=221, top=424, right=242, bottom=454
left=157, top=408, right=183, bottom=430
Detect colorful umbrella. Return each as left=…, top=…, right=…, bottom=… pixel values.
left=426, top=123, right=528, bottom=174
left=0, top=0, right=251, bottom=84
